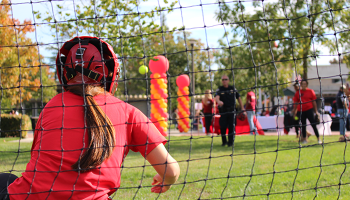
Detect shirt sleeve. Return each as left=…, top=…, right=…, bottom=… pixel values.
left=215, top=88, right=220, bottom=96
left=311, top=89, right=316, bottom=101
left=339, top=93, right=345, bottom=103
left=235, top=89, right=240, bottom=98
left=293, top=93, right=298, bottom=103
left=128, top=109, right=167, bottom=157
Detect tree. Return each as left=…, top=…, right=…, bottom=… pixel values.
left=29, top=65, right=57, bottom=103
left=117, top=29, right=214, bottom=110
left=0, top=0, right=57, bottom=113
left=278, top=0, right=343, bottom=80
left=215, top=0, right=340, bottom=83
left=36, top=0, right=213, bottom=110
left=215, top=2, right=294, bottom=104
left=322, top=1, right=350, bottom=78
left=0, top=0, right=40, bottom=111
left=36, top=0, right=177, bottom=81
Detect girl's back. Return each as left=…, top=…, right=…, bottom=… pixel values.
left=8, top=92, right=166, bottom=200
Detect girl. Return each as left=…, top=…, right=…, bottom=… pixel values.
left=1, top=36, right=180, bottom=200
left=202, top=89, right=214, bottom=135
left=293, top=80, right=321, bottom=144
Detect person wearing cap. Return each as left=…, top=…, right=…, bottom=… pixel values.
left=336, top=84, right=349, bottom=141
left=1, top=36, right=179, bottom=200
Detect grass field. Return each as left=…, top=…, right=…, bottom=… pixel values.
left=1, top=135, right=349, bottom=199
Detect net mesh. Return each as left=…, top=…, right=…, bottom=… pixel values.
left=1, top=0, right=350, bottom=199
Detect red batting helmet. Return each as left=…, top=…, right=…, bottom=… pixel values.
left=56, top=36, right=119, bottom=94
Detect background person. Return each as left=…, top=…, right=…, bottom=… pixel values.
left=192, top=110, right=201, bottom=130
left=202, top=89, right=214, bottom=135
left=215, top=75, right=245, bottom=147
left=284, top=99, right=295, bottom=135
left=172, top=108, right=179, bottom=129
left=9, top=109, right=18, bottom=115
left=293, top=79, right=321, bottom=144
left=245, top=90, right=257, bottom=135
left=2, top=36, right=180, bottom=200
left=289, top=83, right=311, bottom=138
left=336, top=85, right=349, bottom=141
left=290, top=83, right=302, bottom=137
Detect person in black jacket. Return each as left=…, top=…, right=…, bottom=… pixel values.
left=215, top=75, right=245, bottom=147
left=336, top=85, right=349, bottom=141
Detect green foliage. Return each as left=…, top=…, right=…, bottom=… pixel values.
left=0, top=114, right=32, bottom=138
left=0, top=0, right=57, bottom=111
left=35, top=0, right=215, bottom=112
left=0, top=0, right=41, bottom=108
left=215, top=0, right=342, bottom=92
left=37, top=0, right=177, bottom=57
left=120, top=31, right=214, bottom=107
left=322, top=0, right=350, bottom=77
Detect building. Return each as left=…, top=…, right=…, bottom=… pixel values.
left=308, top=63, right=349, bottom=98
left=286, top=63, right=350, bottom=108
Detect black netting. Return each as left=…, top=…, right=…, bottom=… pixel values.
left=1, top=0, right=350, bottom=199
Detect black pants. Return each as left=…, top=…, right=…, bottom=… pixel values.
left=291, top=118, right=300, bottom=136
left=297, top=109, right=319, bottom=139
left=0, top=173, right=18, bottom=200
left=204, top=113, right=213, bottom=134
left=219, top=111, right=235, bottom=145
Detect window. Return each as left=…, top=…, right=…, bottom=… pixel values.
left=332, top=79, right=341, bottom=83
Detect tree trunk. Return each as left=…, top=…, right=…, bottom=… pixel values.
left=303, top=55, right=308, bottom=80
left=302, top=40, right=312, bottom=80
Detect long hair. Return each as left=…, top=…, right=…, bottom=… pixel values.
left=203, top=89, right=212, bottom=102
left=67, top=85, right=116, bottom=172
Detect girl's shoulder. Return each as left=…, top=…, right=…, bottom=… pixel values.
left=306, top=88, right=316, bottom=94
left=45, top=91, right=81, bottom=107
left=95, top=94, right=137, bottom=111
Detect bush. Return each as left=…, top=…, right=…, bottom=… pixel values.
left=1, top=114, right=32, bottom=138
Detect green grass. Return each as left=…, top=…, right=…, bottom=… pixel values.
left=1, top=135, right=349, bottom=199
left=0, top=137, right=32, bottom=175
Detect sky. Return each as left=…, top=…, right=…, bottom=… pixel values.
left=9, top=0, right=338, bottom=66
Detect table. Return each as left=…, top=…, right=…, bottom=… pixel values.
left=202, top=115, right=265, bottom=135
left=257, top=114, right=332, bottom=135
left=257, top=116, right=284, bottom=131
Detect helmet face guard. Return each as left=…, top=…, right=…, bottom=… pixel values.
left=56, top=36, right=119, bottom=94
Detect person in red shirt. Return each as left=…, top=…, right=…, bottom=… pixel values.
left=1, top=36, right=180, bottom=200
left=202, top=89, right=214, bottom=135
left=293, top=79, right=321, bottom=144
left=246, top=90, right=257, bottom=135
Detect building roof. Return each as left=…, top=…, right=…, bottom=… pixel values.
left=283, top=88, right=295, bottom=97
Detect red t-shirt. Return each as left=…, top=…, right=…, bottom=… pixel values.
left=348, top=89, right=350, bottom=113
left=8, top=92, right=166, bottom=200
left=246, top=91, right=256, bottom=111
left=293, top=88, right=316, bottom=111
left=202, top=99, right=213, bottom=113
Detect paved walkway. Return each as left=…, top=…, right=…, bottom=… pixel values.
left=10, top=129, right=347, bottom=143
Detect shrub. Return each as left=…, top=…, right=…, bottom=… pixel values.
left=1, top=114, right=32, bottom=138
